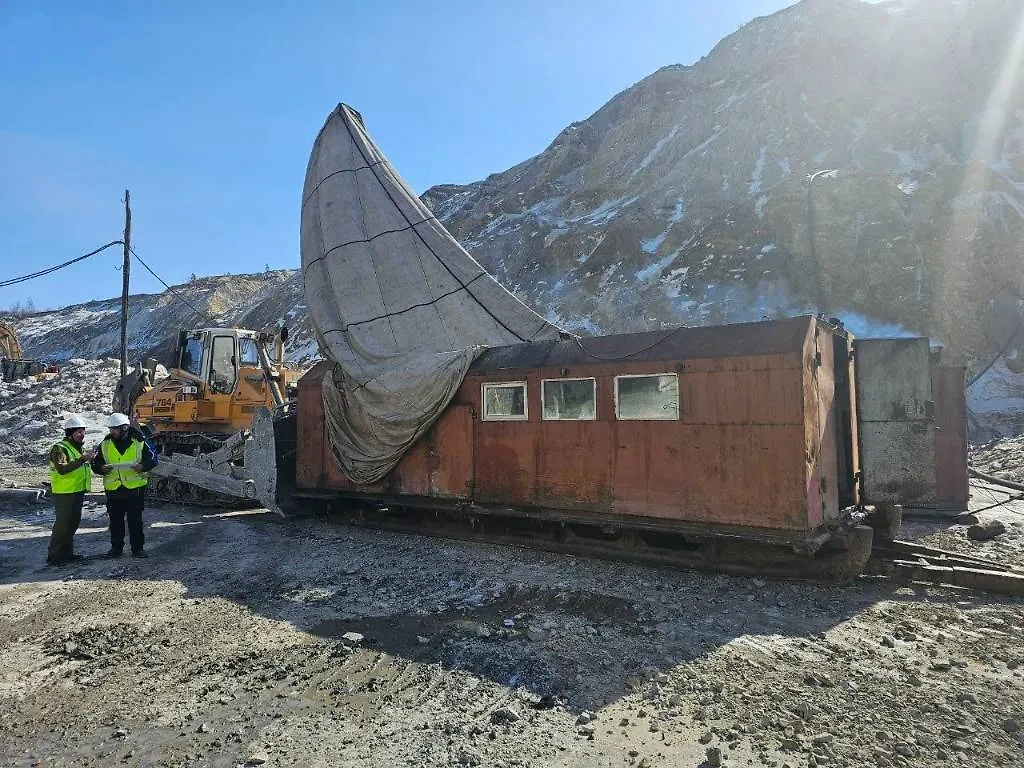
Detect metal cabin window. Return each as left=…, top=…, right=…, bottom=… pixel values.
left=180, top=336, right=204, bottom=378
left=209, top=336, right=237, bottom=394
left=542, top=378, right=596, bottom=420
left=615, top=374, right=679, bottom=420
left=238, top=337, right=260, bottom=367
left=482, top=382, right=528, bottom=421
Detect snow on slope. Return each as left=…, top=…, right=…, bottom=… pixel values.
left=0, top=359, right=122, bottom=465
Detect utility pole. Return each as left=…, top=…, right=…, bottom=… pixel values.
left=120, top=190, right=132, bottom=383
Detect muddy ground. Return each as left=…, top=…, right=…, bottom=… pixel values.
left=1, top=462, right=1023, bottom=768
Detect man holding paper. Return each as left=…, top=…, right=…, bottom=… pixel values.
left=91, top=413, right=158, bottom=558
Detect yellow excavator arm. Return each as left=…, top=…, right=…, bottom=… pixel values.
left=0, top=321, right=23, bottom=361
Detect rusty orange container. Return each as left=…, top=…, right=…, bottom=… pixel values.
left=295, top=316, right=859, bottom=544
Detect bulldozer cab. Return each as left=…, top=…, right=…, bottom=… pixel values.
left=176, top=328, right=263, bottom=395
left=172, top=327, right=287, bottom=411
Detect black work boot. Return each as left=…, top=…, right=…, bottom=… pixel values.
left=131, top=550, right=148, bottom=559
left=104, top=549, right=122, bottom=559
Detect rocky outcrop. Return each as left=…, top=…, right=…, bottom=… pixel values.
left=424, top=0, right=1024, bottom=369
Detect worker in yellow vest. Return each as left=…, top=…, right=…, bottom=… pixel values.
left=90, top=412, right=157, bottom=558
left=46, top=414, right=98, bottom=566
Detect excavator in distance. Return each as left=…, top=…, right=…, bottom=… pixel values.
left=1, top=320, right=51, bottom=382
left=126, top=326, right=299, bottom=507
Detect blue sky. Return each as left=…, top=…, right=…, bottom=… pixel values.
left=0, top=0, right=797, bottom=310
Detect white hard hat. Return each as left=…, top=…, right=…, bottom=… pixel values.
left=64, top=414, right=88, bottom=430
left=105, top=413, right=132, bottom=428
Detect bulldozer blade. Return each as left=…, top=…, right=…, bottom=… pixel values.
left=245, top=407, right=283, bottom=516
left=150, top=460, right=258, bottom=499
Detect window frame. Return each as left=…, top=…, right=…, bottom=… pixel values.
left=237, top=336, right=260, bottom=367
left=209, top=335, right=238, bottom=394
left=180, top=335, right=206, bottom=378
left=480, top=381, right=529, bottom=422
left=540, top=377, right=597, bottom=421
left=614, top=373, right=679, bottom=421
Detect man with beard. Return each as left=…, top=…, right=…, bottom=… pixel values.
left=46, top=414, right=97, bottom=566
left=91, top=412, right=157, bottom=558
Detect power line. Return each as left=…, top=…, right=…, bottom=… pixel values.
left=128, top=246, right=216, bottom=325
left=0, top=241, right=124, bottom=288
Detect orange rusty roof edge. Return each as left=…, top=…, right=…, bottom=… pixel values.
left=469, top=315, right=825, bottom=373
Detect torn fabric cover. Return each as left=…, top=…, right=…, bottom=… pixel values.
left=300, top=104, right=564, bottom=484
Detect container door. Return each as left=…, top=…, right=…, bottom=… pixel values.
left=854, top=338, right=937, bottom=506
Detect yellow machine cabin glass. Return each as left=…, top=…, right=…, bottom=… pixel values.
left=181, top=336, right=204, bottom=378
left=209, top=336, right=237, bottom=394
left=238, top=337, right=260, bottom=367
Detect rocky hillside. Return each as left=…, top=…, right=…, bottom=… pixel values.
left=9, top=0, right=1024, bottom=431
left=424, top=0, right=1024, bottom=364
left=9, top=270, right=316, bottom=367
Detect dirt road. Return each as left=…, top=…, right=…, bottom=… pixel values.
left=1, top=469, right=1023, bottom=767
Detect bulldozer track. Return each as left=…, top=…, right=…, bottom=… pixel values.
left=147, top=477, right=257, bottom=510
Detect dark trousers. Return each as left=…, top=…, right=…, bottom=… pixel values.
left=48, top=492, right=85, bottom=563
left=107, top=493, right=145, bottom=554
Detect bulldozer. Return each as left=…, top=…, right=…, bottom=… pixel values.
left=128, top=326, right=299, bottom=507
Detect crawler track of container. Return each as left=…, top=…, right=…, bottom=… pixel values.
left=298, top=497, right=875, bottom=583
left=291, top=495, right=1024, bottom=595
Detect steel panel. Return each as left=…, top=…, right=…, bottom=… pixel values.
left=855, top=338, right=938, bottom=505
left=610, top=424, right=807, bottom=528
left=855, top=339, right=934, bottom=422
left=296, top=362, right=328, bottom=489
left=474, top=423, right=539, bottom=504
left=427, top=405, right=474, bottom=498
left=933, top=366, right=968, bottom=507
left=804, top=323, right=838, bottom=526
left=859, top=422, right=937, bottom=503
left=390, top=440, right=431, bottom=496
left=535, top=421, right=613, bottom=509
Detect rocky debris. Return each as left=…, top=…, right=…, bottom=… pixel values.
left=0, top=358, right=122, bottom=465
left=245, top=749, right=268, bottom=765
left=525, top=626, right=547, bottom=642
left=1, top=432, right=1024, bottom=767
left=46, top=623, right=149, bottom=668
left=490, top=707, right=520, bottom=725
left=967, top=520, right=1007, bottom=541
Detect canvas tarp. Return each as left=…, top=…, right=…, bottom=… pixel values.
left=300, top=104, right=564, bottom=484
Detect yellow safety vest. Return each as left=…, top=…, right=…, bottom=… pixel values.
left=48, top=440, right=91, bottom=495
left=100, top=438, right=148, bottom=491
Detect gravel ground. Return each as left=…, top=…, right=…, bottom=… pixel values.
left=1, top=455, right=1023, bottom=768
